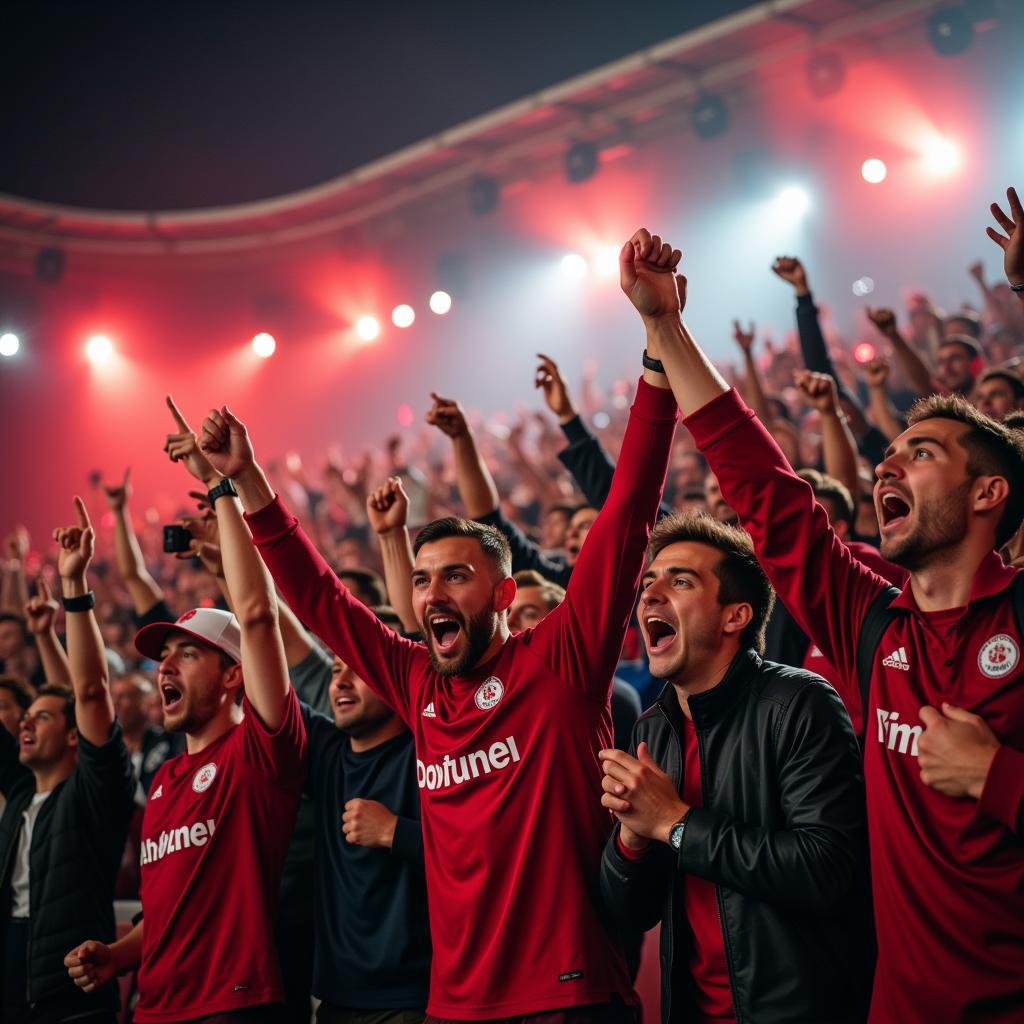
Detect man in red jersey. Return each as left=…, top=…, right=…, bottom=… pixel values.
left=65, top=401, right=307, bottom=1024
left=192, top=233, right=681, bottom=1023
left=628, top=214, right=1024, bottom=1023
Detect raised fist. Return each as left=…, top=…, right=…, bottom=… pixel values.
left=771, top=256, right=808, bottom=292
left=794, top=370, right=840, bottom=416
left=165, top=397, right=220, bottom=486
left=24, top=578, right=59, bottom=635
left=65, top=940, right=117, bottom=993
left=866, top=307, right=899, bottom=337
left=619, top=229, right=685, bottom=322
left=198, top=405, right=256, bottom=480
left=535, top=353, right=576, bottom=422
left=366, top=477, right=409, bottom=536
left=102, top=468, right=132, bottom=511
left=53, top=497, right=94, bottom=582
left=5, top=526, right=29, bottom=563
left=731, top=320, right=755, bottom=354
left=425, top=393, right=469, bottom=439
left=864, top=356, right=890, bottom=389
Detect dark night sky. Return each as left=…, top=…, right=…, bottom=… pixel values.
left=3, top=0, right=763, bottom=210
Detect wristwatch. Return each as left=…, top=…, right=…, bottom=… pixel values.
left=206, top=477, right=238, bottom=506
left=668, top=814, right=688, bottom=852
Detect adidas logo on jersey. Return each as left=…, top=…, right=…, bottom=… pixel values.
left=140, top=818, right=217, bottom=866
left=422, top=702, right=437, bottom=718
left=417, top=735, right=521, bottom=791
left=882, top=647, right=911, bottom=671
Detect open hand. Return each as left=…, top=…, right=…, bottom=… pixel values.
left=425, top=393, right=469, bottom=439
left=366, top=477, right=409, bottom=535
left=599, top=742, right=688, bottom=845
left=53, top=497, right=94, bottom=582
left=198, top=405, right=256, bottom=480
left=619, top=229, right=685, bottom=323
left=987, top=186, right=1024, bottom=287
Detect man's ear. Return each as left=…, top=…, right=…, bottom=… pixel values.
left=223, top=662, right=244, bottom=699
left=973, top=475, right=1010, bottom=517
left=66, top=726, right=78, bottom=750
left=494, top=576, right=517, bottom=614
left=721, top=602, right=752, bottom=641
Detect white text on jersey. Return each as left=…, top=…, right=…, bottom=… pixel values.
left=140, top=818, right=217, bottom=866
left=417, top=736, right=521, bottom=791
left=876, top=709, right=921, bottom=757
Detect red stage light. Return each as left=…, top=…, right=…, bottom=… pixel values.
left=854, top=342, right=876, bottom=364
left=396, top=404, right=415, bottom=427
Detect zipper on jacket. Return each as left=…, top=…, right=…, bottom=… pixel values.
left=656, top=702, right=686, bottom=1024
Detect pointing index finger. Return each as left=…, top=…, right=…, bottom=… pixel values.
left=73, top=496, right=92, bottom=530
left=166, top=395, right=191, bottom=432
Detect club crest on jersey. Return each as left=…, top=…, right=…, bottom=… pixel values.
left=192, top=762, right=218, bottom=793
left=474, top=677, right=504, bottom=710
left=977, top=634, right=1019, bottom=678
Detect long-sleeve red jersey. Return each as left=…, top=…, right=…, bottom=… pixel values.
left=247, top=378, right=679, bottom=1020
left=686, top=387, right=1024, bottom=1023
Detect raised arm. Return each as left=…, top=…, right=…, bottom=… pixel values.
left=103, top=469, right=166, bottom=617
left=169, top=398, right=291, bottom=731
left=54, top=498, right=115, bottom=745
left=367, top=476, right=419, bottom=633
left=867, top=307, right=939, bottom=399
left=1, top=528, right=31, bottom=617
left=197, top=406, right=420, bottom=721
left=863, top=357, right=904, bottom=442
left=987, top=186, right=1024, bottom=306
left=425, top=392, right=499, bottom=517
left=794, top=371, right=860, bottom=500
left=24, top=577, right=70, bottom=685
left=730, top=320, right=774, bottom=426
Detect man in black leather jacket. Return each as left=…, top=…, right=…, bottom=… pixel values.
left=599, top=511, right=870, bottom=1024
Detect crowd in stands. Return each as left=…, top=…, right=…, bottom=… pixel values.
left=1, top=185, right=1023, bottom=1024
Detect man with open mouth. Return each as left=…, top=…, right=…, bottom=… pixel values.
left=65, top=401, right=307, bottom=1024
left=203, top=232, right=681, bottom=1023
left=644, top=198, right=1024, bottom=1024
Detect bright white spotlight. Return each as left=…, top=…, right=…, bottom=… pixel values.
left=852, top=277, right=875, bottom=297
left=924, top=137, right=960, bottom=176
left=251, top=332, right=276, bottom=358
left=356, top=316, right=381, bottom=341
left=560, top=253, right=587, bottom=280
left=0, top=333, right=19, bottom=357
left=861, top=158, right=887, bottom=184
left=595, top=246, right=619, bottom=277
left=86, top=335, right=114, bottom=363
left=429, top=291, right=452, bottom=315
left=392, top=304, right=415, bottom=328
left=774, top=186, right=811, bottom=222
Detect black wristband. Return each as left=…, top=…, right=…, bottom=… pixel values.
left=1010, top=281, right=1024, bottom=293
left=207, top=477, right=238, bottom=505
left=62, top=591, right=96, bottom=613
left=642, top=349, right=665, bottom=373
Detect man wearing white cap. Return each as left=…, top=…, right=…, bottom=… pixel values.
left=65, top=402, right=307, bottom=1024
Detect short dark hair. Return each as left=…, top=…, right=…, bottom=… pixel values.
left=413, top=517, right=512, bottom=577
left=908, top=394, right=1024, bottom=547
left=647, top=511, right=775, bottom=654
left=512, top=570, right=566, bottom=612
left=939, top=334, right=983, bottom=362
left=1003, top=411, right=1024, bottom=431
left=35, top=683, right=76, bottom=731
left=797, top=468, right=855, bottom=528
left=979, top=368, right=1024, bottom=401
left=0, top=613, right=28, bottom=640
left=371, top=604, right=405, bottom=632
left=336, top=569, right=388, bottom=607
left=944, top=310, right=982, bottom=340
left=0, top=675, right=35, bottom=711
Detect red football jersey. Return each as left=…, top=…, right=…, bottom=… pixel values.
left=134, top=691, right=306, bottom=1023
left=249, top=379, right=678, bottom=1020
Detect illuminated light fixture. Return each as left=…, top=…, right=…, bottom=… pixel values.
left=592, top=411, right=611, bottom=429
left=854, top=342, right=877, bottom=364
left=924, top=137, right=961, bottom=176
left=852, top=277, right=875, bottom=297
left=805, top=51, right=845, bottom=98
left=251, top=332, right=276, bottom=358
left=691, top=93, right=729, bottom=140
left=560, top=253, right=588, bottom=281
left=86, top=335, right=114, bottom=363
left=469, top=175, right=500, bottom=215
left=392, top=304, right=415, bottom=328
left=565, top=141, right=599, bottom=183
left=928, top=7, right=974, bottom=57
left=0, top=332, right=19, bottom=357
left=396, top=404, right=415, bottom=427
left=861, top=158, right=887, bottom=184
left=429, top=290, right=453, bottom=315
left=774, top=186, right=811, bottom=221
left=595, top=246, right=620, bottom=277
left=356, top=316, right=381, bottom=341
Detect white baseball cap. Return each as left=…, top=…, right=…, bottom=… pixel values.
left=135, top=608, right=241, bottom=664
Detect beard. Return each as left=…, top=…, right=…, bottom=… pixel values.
left=881, top=479, right=971, bottom=570
left=424, top=606, right=497, bottom=677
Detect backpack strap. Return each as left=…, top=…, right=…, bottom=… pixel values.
left=1011, top=571, right=1024, bottom=645
left=855, top=585, right=902, bottom=749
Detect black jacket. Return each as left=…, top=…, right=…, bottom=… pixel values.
left=0, top=720, right=135, bottom=1014
left=600, top=650, right=871, bottom=1024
